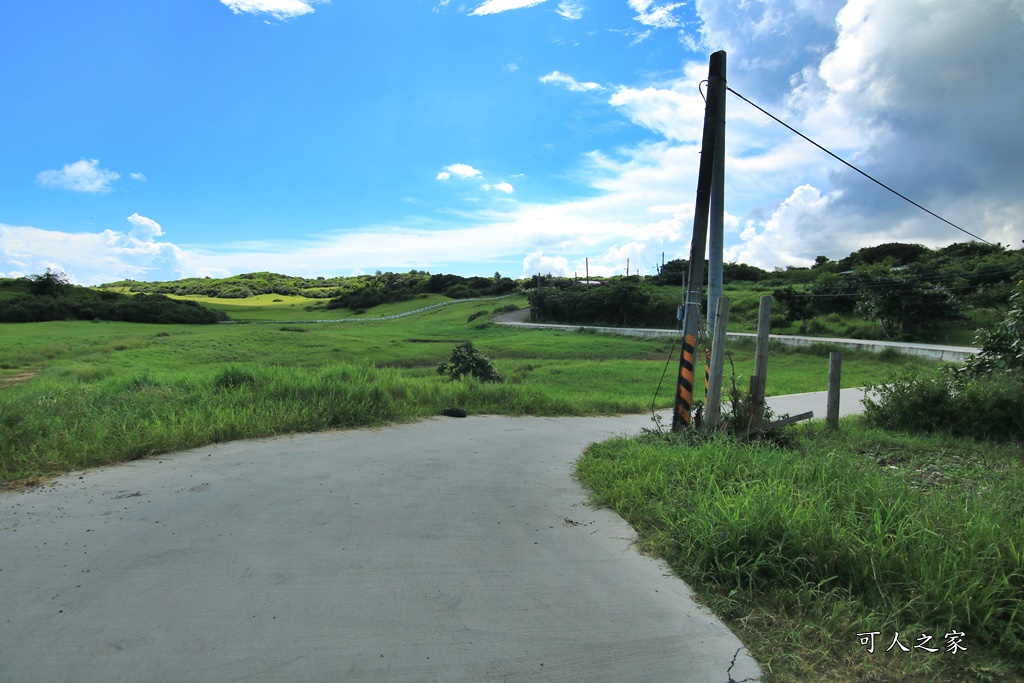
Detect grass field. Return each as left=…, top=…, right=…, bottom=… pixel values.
left=0, top=294, right=933, bottom=482
left=166, top=291, right=459, bottom=322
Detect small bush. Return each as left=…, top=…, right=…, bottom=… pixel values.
left=864, top=369, right=1024, bottom=442
left=466, top=310, right=488, bottom=323
left=279, top=326, right=308, bottom=333
left=437, top=341, right=503, bottom=382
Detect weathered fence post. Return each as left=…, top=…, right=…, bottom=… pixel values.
left=748, top=295, right=772, bottom=434
left=704, top=297, right=730, bottom=430
left=827, top=351, right=842, bottom=430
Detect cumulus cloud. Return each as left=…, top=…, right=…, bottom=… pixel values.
left=129, top=172, right=147, bottom=182
left=0, top=222, right=225, bottom=286
left=555, top=1, right=584, bottom=19
left=220, top=0, right=328, bottom=19
left=36, top=159, right=120, bottom=193
left=539, top=71, right=605, bottom=92
left=127, top=213, right=164, bottom=241
left=687, top=0, right=1024, bottom=265
left=470, top=0, right=547, bottom=16
left=437, top=163, right=483, bottom=180
left=629, top=0, right=685, bottom=28
left=523, top=250, right=570, bottom=276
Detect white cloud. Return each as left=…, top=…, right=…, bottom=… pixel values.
left=220, top=0, right=328, bottom=20
left=483, top=182, right=515, bottom=193
left=470, top=0, right=547, bottom=16
left=36, top=159, right=120, bottom=194
left=437, top=163, right=483, bottom=179
left=629, top=0, right=685, bottom=28
left=129, top=172, right=147, bottom=182
left=126, top=213, right=164, bottom=241
left=0, top=222, right=225, bottom=286
left=539, top=70, right=605, bottom=92
left=555, top=1, right=584, bottom=19
left=523, top=251, right=570, bottom=276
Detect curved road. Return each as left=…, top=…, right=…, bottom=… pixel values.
left=1, top=413, right=767, bottom=683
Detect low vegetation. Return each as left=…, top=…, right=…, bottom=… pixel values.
left=577, top=283, right=1024, bottom=682
left=0, top=270, right=228, bottom=324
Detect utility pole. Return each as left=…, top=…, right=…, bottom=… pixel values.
left=707, top=52, right=726, bottom=332
left=672, top=51, right=726, bottom=431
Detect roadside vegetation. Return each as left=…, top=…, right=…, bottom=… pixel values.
left=576, top=278, right=1024, bottom=682
left=530, top=241, right=1021, bottom=345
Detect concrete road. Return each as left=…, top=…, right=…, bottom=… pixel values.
left=1, top=413, right=762, bottom=683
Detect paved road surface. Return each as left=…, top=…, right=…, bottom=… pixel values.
left=1, top=412, right=773, bottom=683
left=1, top=391, right=867, bottom=682
left=3, top=386, right=865, bottom=682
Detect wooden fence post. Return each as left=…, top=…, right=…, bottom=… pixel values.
left=749, top=295, right=772, bottom=433
left=705, top=297, right=730, bottom=430
left=827, top=351, right=842, bottom=430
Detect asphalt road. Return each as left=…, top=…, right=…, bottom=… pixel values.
left=1, top=392, right=861, bottom=682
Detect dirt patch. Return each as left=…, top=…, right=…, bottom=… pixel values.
left=0, top=371, right=38, bottom=387
left=491, top=308, right=530, bottom=323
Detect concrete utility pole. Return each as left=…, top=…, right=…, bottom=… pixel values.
left=673, top=50, right=726, bottom=431
left=707, top=53, right=727, bottom=333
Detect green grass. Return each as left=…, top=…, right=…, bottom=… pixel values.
left=576, top=421, right=1024, bottom=682
left=0, top=296, right=932, bottom=481
left=166, top=291, right=460, bottom=321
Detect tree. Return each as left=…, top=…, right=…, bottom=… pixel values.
left=963, top=275, right=1024, bottom=374
left=28, top=269, right=71, bottom=297
left=854, top=268, right=960, bottom=340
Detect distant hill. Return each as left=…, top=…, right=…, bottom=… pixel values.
left=100, top=270, right=520, bottom=308
left=0, top=271, right=229, bottom=324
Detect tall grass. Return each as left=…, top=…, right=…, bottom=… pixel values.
left=577, top=425, right=1024, bottom=681
left=0, top=361, right=641, bottom=480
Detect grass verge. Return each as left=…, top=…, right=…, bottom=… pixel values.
left=576, top=420, right=1024, bottom=682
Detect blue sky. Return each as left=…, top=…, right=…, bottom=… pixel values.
left=2, top=0, right=1022, bottom=285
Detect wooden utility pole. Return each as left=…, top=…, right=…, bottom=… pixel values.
left=672, top=51, right=727, bottom=431
left=707, top=52, right=727, bottom=333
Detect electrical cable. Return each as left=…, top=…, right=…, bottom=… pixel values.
left=651, top=335, right=678, bottom=432
left=725, top=86, right=995, bottom=247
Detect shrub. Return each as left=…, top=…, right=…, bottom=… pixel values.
left=864, top=369, right=1024, bottom=442
left=436, top=341, right=503, bottom=383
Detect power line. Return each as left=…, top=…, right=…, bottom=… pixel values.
left=725, top=86, right=995, bottom=247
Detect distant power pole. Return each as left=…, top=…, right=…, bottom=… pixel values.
left=672, top=51, right=726, bottom=432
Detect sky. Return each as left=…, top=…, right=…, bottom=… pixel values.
left=1, top=0, right=1022, bottom=285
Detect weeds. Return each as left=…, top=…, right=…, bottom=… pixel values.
left=577, top=422, right=1024, bottom=681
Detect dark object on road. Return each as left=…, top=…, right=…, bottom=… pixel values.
left=442, top=407, right=468, bottom=418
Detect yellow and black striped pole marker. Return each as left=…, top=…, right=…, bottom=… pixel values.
left=673, top=334, right=698, bottom=427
